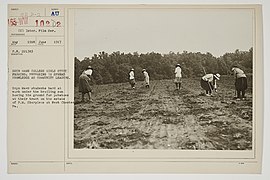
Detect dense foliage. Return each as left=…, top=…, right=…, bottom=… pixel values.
left=74, top=48, right=253, bottom=86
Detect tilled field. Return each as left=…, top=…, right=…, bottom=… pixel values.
left=74, top=77, right=252, bottom=150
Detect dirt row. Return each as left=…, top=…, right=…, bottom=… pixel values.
left=74, top=77, right=252, bottom=150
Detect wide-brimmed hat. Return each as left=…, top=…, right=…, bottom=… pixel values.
left=214, top=73, right=220, bottom=80
left=176, top=64, right=181, bottom=67
left=86, top=66, right=92, bottom=70
left=231, top=67, right=236, bottom=71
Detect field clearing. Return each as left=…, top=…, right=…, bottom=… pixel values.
left=74, top=76, right=253, bottom=150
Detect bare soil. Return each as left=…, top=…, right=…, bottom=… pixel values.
left=74, top=76, right=252, bottom=150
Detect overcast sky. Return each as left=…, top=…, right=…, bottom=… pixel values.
left=74, top=8, right=253, bottom=60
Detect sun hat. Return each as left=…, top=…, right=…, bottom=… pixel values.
left=85, top=68, right=92, bottom=76
left=214, top=73, right=220, bottom=80
left=86, top=66, right=92, bottom=70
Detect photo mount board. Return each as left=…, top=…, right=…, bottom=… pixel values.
left=7, top=4, right=263, bottom=173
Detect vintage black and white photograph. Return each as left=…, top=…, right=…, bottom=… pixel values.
left=73, top=8, right=253, bottom=150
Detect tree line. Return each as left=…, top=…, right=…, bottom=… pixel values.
left=74, top=48, right=253, bottom=86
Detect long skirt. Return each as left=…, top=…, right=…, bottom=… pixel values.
left=200, top=79, right=213, bottom=92
left=174, top=77, right=181, bottom=83
left=79, top=74, right=92, bottom=93
left=129, top=79, right=135, bottom=86
left=235, top=77, right=247, bottom=91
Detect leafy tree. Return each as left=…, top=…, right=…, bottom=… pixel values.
left=74, top=48, right=253, bottom=85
